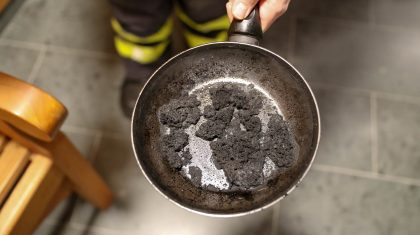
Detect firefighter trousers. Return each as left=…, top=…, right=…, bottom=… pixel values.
left=109, top=0, right=229, bottom=78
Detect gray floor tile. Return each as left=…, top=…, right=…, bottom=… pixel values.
left=33, top=51, right=129, bottom=136
left=377, top=97, right=420, bottom=179
left=313, top=87, right=371, bottom=170
left=293, top=19, right=420, bottom=97
left=288, top=0, right=370, bottom=22
left=372, top=0, right=420, bottom=30
left=1, top=0, right=114, bottom=52
left=34, top=221, right=112, bottom=235
left=261, top=16, right=291, bottom=58
left=34, top=222, right=62, bottom=235
left=39, top=131, right=96, bottom=225
left=0, top=44, right=39, bottom=79
left=41, top=197, right=73, bottom=221
left=68, top=136, right=273, bottom=235
left=275, top=170, right=420, bottom=235
left=64, top=131, right=96, bottom=159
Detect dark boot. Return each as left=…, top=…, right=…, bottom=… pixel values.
left=120, top=47, right=171, bottom=118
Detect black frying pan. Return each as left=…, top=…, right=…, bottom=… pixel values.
left=131, top=8, right=320, bottom=216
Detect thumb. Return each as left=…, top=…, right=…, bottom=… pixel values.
left=231, top=0, right=259, bottom=20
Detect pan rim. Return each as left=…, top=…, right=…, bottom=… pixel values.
left=131, top=41, right=321, bottom=217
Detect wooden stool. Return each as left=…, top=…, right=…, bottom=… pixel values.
left=0, top=73, right=113, bottom=235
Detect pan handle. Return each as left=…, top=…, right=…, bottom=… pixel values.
left=228, top=6, right=263, bottom=45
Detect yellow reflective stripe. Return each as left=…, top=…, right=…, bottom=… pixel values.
left=114, top=36, right=169, bottom=64
left=111, top=17, right=173, bottom=44
left=176, top=6, right=229, bottom=33
left=184, top=30, right=227, bottom=48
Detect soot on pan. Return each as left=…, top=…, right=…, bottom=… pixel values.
left=158, top=80, right=298, bottom=192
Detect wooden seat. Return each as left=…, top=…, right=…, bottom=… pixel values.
left=0, top=72, right=113, bottom=235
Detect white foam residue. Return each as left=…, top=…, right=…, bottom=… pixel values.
left=183, top=113, right=229, bottom=190
left=263, top=157, right=277, bottom=178
left=196, top=89, right=212, bottom=112
left=258, top=99, right=282, bottom=133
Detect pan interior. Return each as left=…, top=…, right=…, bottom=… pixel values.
left=132, top=43, right=319, bottom=215
left=169, top=78, right=286, bottom=191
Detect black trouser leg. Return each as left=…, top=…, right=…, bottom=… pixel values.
left=109, top=0, right=173, bottom=36
left=108, top=0, right=229, bottom=117
left=178, top=0, right=227, bottom=23
left=176, top=0, right=229, bottom=47
left=108, top=0, right=229, bottom=76
left=109, top=0, right=173, bottom=80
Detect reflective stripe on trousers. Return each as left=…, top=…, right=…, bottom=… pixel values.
left=111, top=17, right=172, bottom=64
left=109, top=0, right=228, bottom=64
left=176, top=6, right=229, bottom=47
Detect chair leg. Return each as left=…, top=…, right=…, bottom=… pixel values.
left=46, top=132, right=113, bottom=210
left=0, top=141, right=30, bottom=206
left=0, top=123, right=112, bottom=209
left=0, top=133, right=7, bottom=151
left=33, top=178, right=73, bottom=230
left=0, top=122, right=112, bottom=209
left=42, top=179, right=72, bottom=220
left=0, top=154, right=64, bottom=235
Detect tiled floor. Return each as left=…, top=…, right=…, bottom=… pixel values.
left=1, top=0, right=420, bottom=234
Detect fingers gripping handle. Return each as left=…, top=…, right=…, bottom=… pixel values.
left=228, top=6, right=263, bottom=45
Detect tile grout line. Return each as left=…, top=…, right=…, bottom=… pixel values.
left=89, top=131, right=103, bottom=163
left=0, top=38, right=43, bottom=50
left=270, top=203, right=280, bottom=235
left=369, top=0, right=378, bottom=26
left=287, top=14, right=297, bottom=62
left=293, top=13, right=420, bottom=36
left=95, top=131, right=127, bottom=140
left=370, top=92, right=379, bottom=173
left=311, top=82, right=372, bottom=95
left=26, top=44, right=47, bottom=83
left=47, top=44, right=117, bottom=60
left=62, top=124, right=127, bottom=139
left=375, top=92, right=420, bottom=105
left=312, top=164, right=420, bottom=187
left=311, top=82, right=420, bottom=105
left=44, top=215, right=125, bottom=235
left=61, top=126, right=104, bottom=162
left=66, top=220, right=124, bottom=235
left=0, top=38, right=117, bottom=60
left=367, top=0, right=376, bottom=27
left=62, top=125, right=98, bottom=136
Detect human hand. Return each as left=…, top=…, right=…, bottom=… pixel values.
left=226, top=0, right=291, bottom=32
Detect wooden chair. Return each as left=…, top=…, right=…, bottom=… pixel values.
left=0, top=72, right=113, bottom=235
left=0, top=0, right=11, bottom=13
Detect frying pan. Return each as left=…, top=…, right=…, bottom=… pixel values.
left=131, top=8, right=320, bottom=217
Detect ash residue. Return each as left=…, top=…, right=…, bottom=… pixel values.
left=158, top=82, right=297, bottom=191
left=188, top=166, right=202, bottom=187
left=262, top=114, right=297, bottom=169
left=159, top=95, right=201, bottom=171
left=196, top=106, right=234, bottom=141
left=205, top=84, right=296, bottom=189
left=159, top=95, right=201, bottom=128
